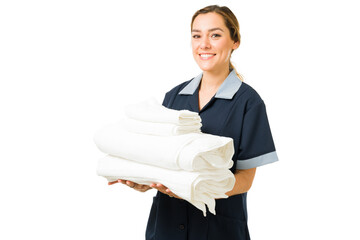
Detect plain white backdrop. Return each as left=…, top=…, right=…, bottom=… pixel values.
left=1, top=0, right=359, bottom=239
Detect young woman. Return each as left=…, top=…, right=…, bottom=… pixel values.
left=113, top=5, right=278, bottom=239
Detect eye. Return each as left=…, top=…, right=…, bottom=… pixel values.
left=211, top=33, right=221, bottom=38
left=192, top=34, right=201, bottom=39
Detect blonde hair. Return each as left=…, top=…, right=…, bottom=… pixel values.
left=191, top=5, right=243, bottom=81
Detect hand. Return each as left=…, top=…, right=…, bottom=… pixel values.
left=150, top=183, right=181, bottom=199
left=108, top=179, right=152, bottom=192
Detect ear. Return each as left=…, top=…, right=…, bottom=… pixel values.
left=232, top=41, right=240, bottom=50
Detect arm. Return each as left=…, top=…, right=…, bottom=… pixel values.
left=149, top=168, right=257, bottom=199
left=226, top=168, right=256, bottom=196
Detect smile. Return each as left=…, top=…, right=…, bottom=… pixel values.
left=199, top=54, right=216, bottom=60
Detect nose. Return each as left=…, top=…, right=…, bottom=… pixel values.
left=200, top=37, right=211, bottom=49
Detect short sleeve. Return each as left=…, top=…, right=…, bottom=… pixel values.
left=162, top=92, right=171, bottom=108
left=236, top=101, right=278, bottom=169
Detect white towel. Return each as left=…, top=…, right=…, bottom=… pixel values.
left=97, top=155, right=235, bottom=216
left=122, top=118, right=202, bottom=136
left=124, top=98, right=201, bottom=125
left=94, top=123, right=234, bottom=171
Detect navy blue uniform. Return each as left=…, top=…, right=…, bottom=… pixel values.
left=146, top=70, right=278, bottom=240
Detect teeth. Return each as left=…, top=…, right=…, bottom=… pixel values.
left=200, top=54, right=214, bottom=58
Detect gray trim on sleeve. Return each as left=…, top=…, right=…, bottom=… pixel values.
left=236, top=151, right=279, bottom=169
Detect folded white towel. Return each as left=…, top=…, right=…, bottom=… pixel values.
left=94, top=123, right=234, bottom=171
left=122, top=118, right=202, bottom=136
left=97, top=155, right=235, bottom=216
left=124, top=98, right=201, bottom=125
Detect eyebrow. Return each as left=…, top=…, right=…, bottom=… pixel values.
left=191, top=27, right=224, bottom=33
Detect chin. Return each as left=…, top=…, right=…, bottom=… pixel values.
left=196, top=63, right=216, bottom=72
left=199, top=66, right=220, bottom=73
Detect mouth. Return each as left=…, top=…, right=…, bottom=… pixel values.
left=199, top=53, right=216, bottom=60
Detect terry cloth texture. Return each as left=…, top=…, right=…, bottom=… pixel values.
left=124, top=98, right=201, bottom=125
left=122, top=118, right=202, bottom=136
left=94, top=123, right=234, bottom=171
left=97, top=155, right=235, bottom=216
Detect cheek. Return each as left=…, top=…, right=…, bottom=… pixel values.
left=191, top=41, right=198, bottom=50
left=217, top=41, right=234, bottom=56
left=210, top=40, right=221, bottom=50
left=191, top=43, right=199, bottom=56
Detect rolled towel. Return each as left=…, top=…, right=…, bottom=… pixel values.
left=124, top=98, right=201, bottom=125
left=122, top=118, right=202, bottom=136
left=94, top=123, right=234, bottom=171
left=97, top=155, right=235, bottom=216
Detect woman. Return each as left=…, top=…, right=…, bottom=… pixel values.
left=112, top=5, right=278, bottom=240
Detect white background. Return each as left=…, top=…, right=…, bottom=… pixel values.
left=1, top=0, right=359, bottom=239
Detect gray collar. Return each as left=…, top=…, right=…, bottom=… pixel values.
left=178, top=70, right=242, bottom=99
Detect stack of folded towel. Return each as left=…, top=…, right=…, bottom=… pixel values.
left=94, top=98, right=235, bottom=216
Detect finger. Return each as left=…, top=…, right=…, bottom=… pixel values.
left=150, top=183, right=171, bottom=195
left=154, top=185, right=172, bottom=196
left=156, top=183, right=168, bottom=192
left=126, top=180, right=136, bottom=188
left=163, top=188, right=180, bottom=199
left=118, top=179, right=127, bottom=184
left=108, top=181, right=118, bottom=185
left=165, top=189, right=175, bottom=197
left=151, top=185, right=165, bottom=194
left=136, top=185, right=151, bottom=192
left=150, top=183, right=161, bottom=190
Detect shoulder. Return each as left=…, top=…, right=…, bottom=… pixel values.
left=234, top=82, right=265, bottom=111
left=165, top=79, right=193, bottom=96
left=162, top=79, right=194, bottom=107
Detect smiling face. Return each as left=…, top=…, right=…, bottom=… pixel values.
left=191, top=12, right=239, bottom=73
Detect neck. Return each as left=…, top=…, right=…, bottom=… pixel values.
left=201, top=68, right=230, bottom=89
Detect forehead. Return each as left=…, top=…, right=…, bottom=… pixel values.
left=192, top=12, right=227, bottom=31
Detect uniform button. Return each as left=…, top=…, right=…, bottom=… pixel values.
left=179, top=224, right=185, bottom=230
